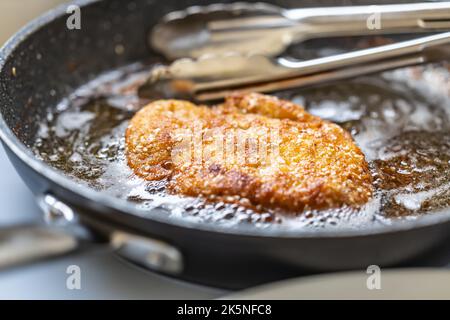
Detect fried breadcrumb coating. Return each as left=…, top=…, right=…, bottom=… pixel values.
left=125, top=93, right=372, bottom=212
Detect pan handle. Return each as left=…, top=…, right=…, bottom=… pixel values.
left=0, top=224, right=78, bottom=269
left=0, top=194, right=82, bottom=269
left=111, top=231, right=183, bottom=275
left=0, top=194, right=184, bottom=275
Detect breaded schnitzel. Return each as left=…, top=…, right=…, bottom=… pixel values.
left=125, top=93, right=372, bottom=212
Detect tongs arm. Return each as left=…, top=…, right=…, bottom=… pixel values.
left=196, top=56, right=425, bottom=102
left=152, top=2, right=450, bottom=60
left=195, top=32, right=450, bottom=93
left=286, top=2, right=450, bottom=38
left=140, top=32, right=450, bottom=102
left=211, top=2, right=450, bottom=37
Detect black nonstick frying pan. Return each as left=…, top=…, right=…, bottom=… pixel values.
left=1, top=0, right=450, bottom=289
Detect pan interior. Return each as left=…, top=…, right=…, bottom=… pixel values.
left=32, top=50, right=450, bottom=231
left=1, top=0, right=450, bottom=231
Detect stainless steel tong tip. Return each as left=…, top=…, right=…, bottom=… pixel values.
left=140, top=32, right=450, bottom=102
left=150, top=2, right=450, bottom=60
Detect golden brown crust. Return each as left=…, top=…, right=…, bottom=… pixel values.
left=223, top=92, right=319, bottom=123
left=125, top=93, right=373, bottom=212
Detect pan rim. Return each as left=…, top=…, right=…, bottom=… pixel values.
left=1, top=0, right=450, bottom=240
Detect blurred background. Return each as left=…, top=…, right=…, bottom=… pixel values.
left=0, top=0, right=67, bottom=44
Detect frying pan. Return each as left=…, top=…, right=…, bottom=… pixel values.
left=1, top=0, right=450, bottom=290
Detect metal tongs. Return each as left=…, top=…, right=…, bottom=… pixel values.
left=139, top=32, right=450, bottom=102
left=151, top=2, right=450, bottom=59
